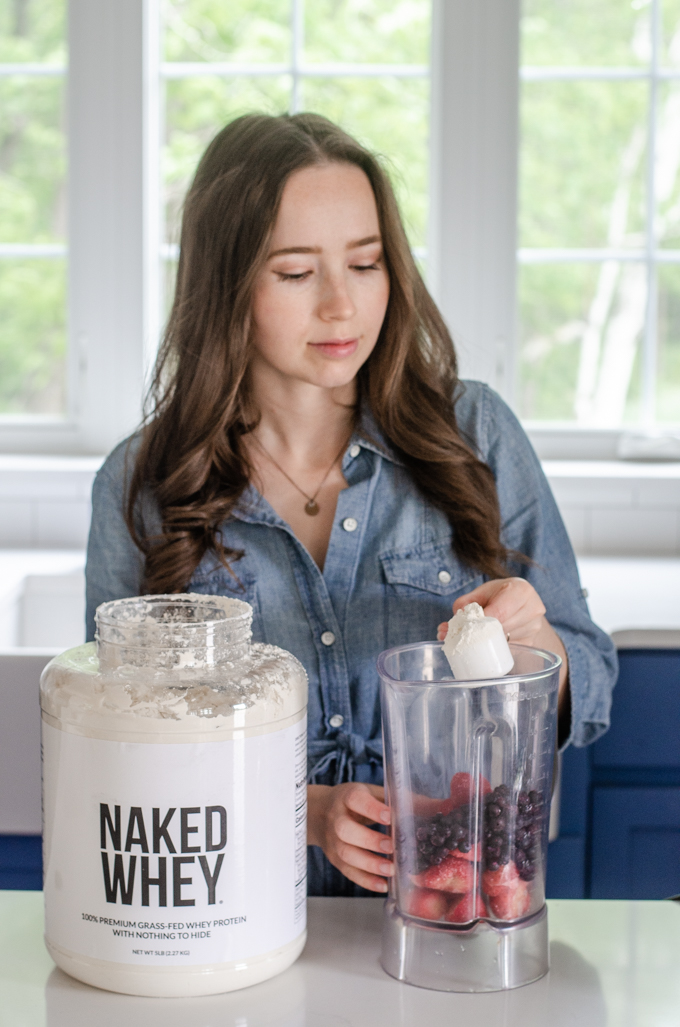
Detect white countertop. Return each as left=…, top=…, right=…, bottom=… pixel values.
left=3, top=893, right=680, bottom=1025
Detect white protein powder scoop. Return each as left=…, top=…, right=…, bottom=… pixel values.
left=442, top=602, right=514, bottom=680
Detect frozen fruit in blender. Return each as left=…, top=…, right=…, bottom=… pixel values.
left=412, top=853, right=474, bottom=893
left=449, top=772, right=492, bottom=808
left=444, top=892, right=489, bottom=923
left=454, top=842, right=482, bottom=862
left=406, top=888, right=452, bottom=920
left=488, top=881, right=531, bottom=920
left=482, top=860, right=520, bottom=896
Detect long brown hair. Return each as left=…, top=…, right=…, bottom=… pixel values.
left=127, top=113, right=511, bottom=592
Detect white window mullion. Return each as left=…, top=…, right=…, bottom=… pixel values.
left=291, top=0, right=304, bottom=114
left=429, top=0, right=520, bottom=401
left=643, top=0, right=662, bottom=428
left=67, top=0, right=157, bottom=455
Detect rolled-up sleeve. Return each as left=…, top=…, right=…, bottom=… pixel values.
left=462, top=382, right=618, bottom=749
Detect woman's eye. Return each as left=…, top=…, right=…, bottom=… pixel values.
left=352, top=263, right=380, bottom=272
left=276, top=270, right=312, bottom=282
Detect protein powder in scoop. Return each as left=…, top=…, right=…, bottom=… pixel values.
left=442, top=602, right=514, bottom=680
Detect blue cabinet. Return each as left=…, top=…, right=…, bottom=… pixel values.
left=547, top=647, right=680, bottom=900
left=591, top=787, right=680, bottom=899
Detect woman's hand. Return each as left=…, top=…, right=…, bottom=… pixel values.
left=436, top=577, right=546, bottom=647
left=436, top=577, right=570, bottom=702
left=307, top=782, right=393, bottom=893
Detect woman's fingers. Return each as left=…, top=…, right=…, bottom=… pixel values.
left=335, top=862, right=390, bottom=893
left=451, top=578, right=547, bottom=646
left=330, top=839, right=394, bottom=892
left=343, top=782, right=391, bottom=826
left=335, top=812, right=393, bottom=854
left=436, top=621, right=449, bottom=641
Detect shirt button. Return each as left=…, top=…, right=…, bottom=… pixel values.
left=438, top=570, right=452, bottom=584
left=349, top=444, right=360, bottom=458
left=342, top=517, right=358, bottom=532
left=329, top=714, right=344, bottom=728
left=321, top=631, right=336, bottom=646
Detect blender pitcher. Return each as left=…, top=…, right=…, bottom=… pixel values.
left=378, top=641, right=561, bottom=992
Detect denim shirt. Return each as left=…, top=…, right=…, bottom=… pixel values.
left=86, top=380, right=618, bottom=896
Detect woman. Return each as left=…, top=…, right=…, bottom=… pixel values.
left=86, top=112, right=617, bottom=898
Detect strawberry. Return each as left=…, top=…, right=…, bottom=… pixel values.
left=482, top=860, right=520, bottom=896
left=449, top=772, right=492, bottom=809
left=411, top=854, right=474, bottom=894
left=411, top=795, right=454, bottom=817
left=405, top=887, right=451, bottom=921
left=488, top=881, right=531, bottom=921
left=444, top=892, right=489, bottom=923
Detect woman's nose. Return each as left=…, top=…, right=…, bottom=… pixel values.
left=318, top=274, right=356, bottom=321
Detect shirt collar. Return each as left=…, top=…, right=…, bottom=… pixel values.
left=231, top=406, right=403, bottom=526
left=351, top=405, right=404, bottom=467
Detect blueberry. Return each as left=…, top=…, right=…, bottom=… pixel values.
left=458, top=840, right=471, bottom=853
left=487, top=803, right=502, bottom=819
left=416, top=827, right=428, bottom=841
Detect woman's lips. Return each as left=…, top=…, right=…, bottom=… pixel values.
left=309, top=337, right=359, bottom=358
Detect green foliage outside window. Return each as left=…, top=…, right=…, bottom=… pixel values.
left=519, top=0, right=680, bottom=425
left=0, top=0, right=66, bottom=416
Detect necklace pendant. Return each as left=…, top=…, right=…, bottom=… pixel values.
left=304, top=499, right=320, bottom=516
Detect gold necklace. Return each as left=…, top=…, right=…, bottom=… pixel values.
left=254, top=434, right=353, bottom=516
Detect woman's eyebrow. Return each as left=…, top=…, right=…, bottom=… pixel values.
left=268, top=235, right=382, bottom=259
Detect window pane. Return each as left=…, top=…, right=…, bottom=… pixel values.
left=0, top=75, right=66, bottom=243
left=0, top=258, right=66, bottom=415
left=163, top=0, right=290, bottom=63
left=164, top=75, right=291, bottom=244
left=662, top=0, right=680, bottom=65
left=304, top=0, right=430, bottom=65
left=301, top=76, right=429, bottom=248
left=0, top=0, right=65, bottom=63
left=520, top=81, right=647, bottom=249
left=657, top=265, right=680, bottom=423
left=518, top=261, right=646, bottom=426
left=521, top=0, right=650, bottom=67
left=0, top=0, right=67, bottom=419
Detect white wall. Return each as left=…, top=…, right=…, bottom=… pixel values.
left=0, top=456, right=678, bottom=557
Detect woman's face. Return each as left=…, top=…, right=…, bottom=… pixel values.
left=250, top=162, right=390, bottom=392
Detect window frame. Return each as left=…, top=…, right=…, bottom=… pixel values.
left=0, top=0, right=161, bottom=456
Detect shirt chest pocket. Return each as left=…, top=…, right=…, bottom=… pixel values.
left=379, top=541, right=482, bottom=648
left=188, top=561, right=263, bottom=639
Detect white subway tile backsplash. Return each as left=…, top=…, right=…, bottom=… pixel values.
left=635, top=478, right=680, bottom=508
left=558, top=506, right=588, bottom=555
left=35, top=500, right=91, bottom=549
left=590, top=508, right=679, bottom=556
left=0, top=500, right=35, bottom=546
left=547, top=477, right=636, bottom=508
left=0, top=457, right=677, bottom=556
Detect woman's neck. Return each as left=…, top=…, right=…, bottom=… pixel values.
left=249, top=373, right=357, bottom=470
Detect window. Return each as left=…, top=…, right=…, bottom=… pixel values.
left=519, top=0, right=680, bottom=433
left=3, top=1, right=671, bottom=459
left=0, top=0, right=67, bottom=419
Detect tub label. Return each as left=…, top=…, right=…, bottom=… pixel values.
left=42, top=718, right=307, bottom=966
